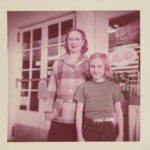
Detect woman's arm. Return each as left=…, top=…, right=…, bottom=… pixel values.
left=76, top=102, right=85, bottom=141
left=114, top=101, right=124, bottom=141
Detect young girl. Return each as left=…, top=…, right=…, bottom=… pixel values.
left=74, top=52, right=124, bottom=141
left=43, top=28, right=90, bottom=141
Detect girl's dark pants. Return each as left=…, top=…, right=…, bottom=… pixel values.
left=83, top=117, right=116, bottom=141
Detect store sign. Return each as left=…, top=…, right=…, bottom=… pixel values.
left=115, top=20, right=140, bottom=44
left=109, top=48, right=138, bottom=66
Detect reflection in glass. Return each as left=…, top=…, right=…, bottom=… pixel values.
left=21, top=82, right=29, bottom=89
left=22, top=71, right=29, bottom=79
left=48, top=23, right=58, bottom=45
left=32, top=49, right=41, bottom=68
left=31, top=81, right=39, bottom=89
left=47, top=69, right=52, bottom=78
left=33, top=28, right=41, bottom=48
left=30, top=91, right=39, bottom=111
left=48, top=46, right=58, bottom=57
left=22, top=51, right=30, bottom=69
left=32, top=70, right=40, bottom=78
left=23, top=31, right=31, bottom=49
left=47, top=60, right=54, bottom=68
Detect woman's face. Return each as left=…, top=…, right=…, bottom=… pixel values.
left=67, top=31, right=85, bottom=54
left=90, top=58, right=105, bottom=81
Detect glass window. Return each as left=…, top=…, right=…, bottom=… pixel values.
left=22, top=51, right=30, bottom=69
left=23, top=31, right=31, bottom=49
left=48, top=46, right=58, bottom=57
left=20, top=105, right=27, bottom=110
left=48, top=23, right=58, bottom=45
left=22, top=71, right=29, bottom=79
left=20, top=91, right=28, bottom=97
left=32, top=49, right=41, bottom=68
left=48, top=60, right=54, bottom=68
left=31, top=81, right=39, bottom=89
left=32, top=70, right=40, bottom=78
left=33, top=28, right=41, bottom=48
left=20, top=15, right=75, bottom=112
left=61, top=19, right=73, bottom=42
left=61, top=19, right=73, bottom=35
left=30, top=92, right=39, bottom=111
left=21, top=82, right=29, bottom=89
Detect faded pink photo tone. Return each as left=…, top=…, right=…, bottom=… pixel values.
left=7, top=11, right=140, bottom=142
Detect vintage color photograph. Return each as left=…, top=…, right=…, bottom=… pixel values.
left=7, top=10, right=140, bottom=142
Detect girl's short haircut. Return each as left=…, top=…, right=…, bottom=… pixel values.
left=89, top=52, right=112, bottom=78
left=65, top=28, right=88, bottom=54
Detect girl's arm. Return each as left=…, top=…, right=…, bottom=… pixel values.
left=76, top=102, right=85, bottom=141
left=114, top=101, right=124, bottom=141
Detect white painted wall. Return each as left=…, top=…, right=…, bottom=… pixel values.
left=8, top=27, right=21, bottom=140
left=76, top=11, right=96, bottom=57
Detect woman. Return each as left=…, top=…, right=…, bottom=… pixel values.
left=43, top=28, right=90, bottom=141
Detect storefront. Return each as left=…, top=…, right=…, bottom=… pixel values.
left=7, top=11, right=140, bottom=141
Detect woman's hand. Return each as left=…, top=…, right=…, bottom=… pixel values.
left=43, top=112, right=52, bottom=129
left=44, top=112, right=52, bottom=121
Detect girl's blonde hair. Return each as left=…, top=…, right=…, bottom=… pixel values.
left=89, top=52, right=112, bottom=78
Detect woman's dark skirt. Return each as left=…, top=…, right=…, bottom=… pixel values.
left=47, top=121, right=77, bottom=142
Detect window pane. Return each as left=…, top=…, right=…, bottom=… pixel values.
left=48, top=46, right=58, bottom=57
left=61, top=19, right=73, bottom=42
left=32, top=49, right=41, bottom=68
left=33, top=28, right=41, bottom=48
left=23, top=31, right=31, bottom=49
left=47, top=60, right=54, bottom=68
left=61, top=19, right=73, bottom=35
left=21, top=82, right=29, bottom=89
left=31, top=81, right=39, bottom=89
left=22, top=71, right=29, bottom=79
left=20, top=91, right=28, bottom=97
left=20, top=105, right=27, bottom=110
left=22, top=51, right=30, bottom=69
left=30, top=92, right=39, bottom=111
left=47, top=69, right=52, bottom=78
left=32, top=70, right=40, bottom=78
left=48, top=23, right=58, bottom=45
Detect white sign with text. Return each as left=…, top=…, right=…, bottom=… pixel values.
left=109, top=48, right=138, bottom=66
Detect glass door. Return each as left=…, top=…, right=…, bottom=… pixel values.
left=15, top=14, right=75, bottom=141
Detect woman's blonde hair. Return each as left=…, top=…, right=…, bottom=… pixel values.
left=89, top=52, right=112, bottom=78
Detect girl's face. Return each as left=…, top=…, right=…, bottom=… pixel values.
left=90, top=58, right=105, bottom=81
left=67, top=31, right=85, bottom=54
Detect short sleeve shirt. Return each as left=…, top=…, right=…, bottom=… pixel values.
left=74, top=79, right=124, bottom=119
